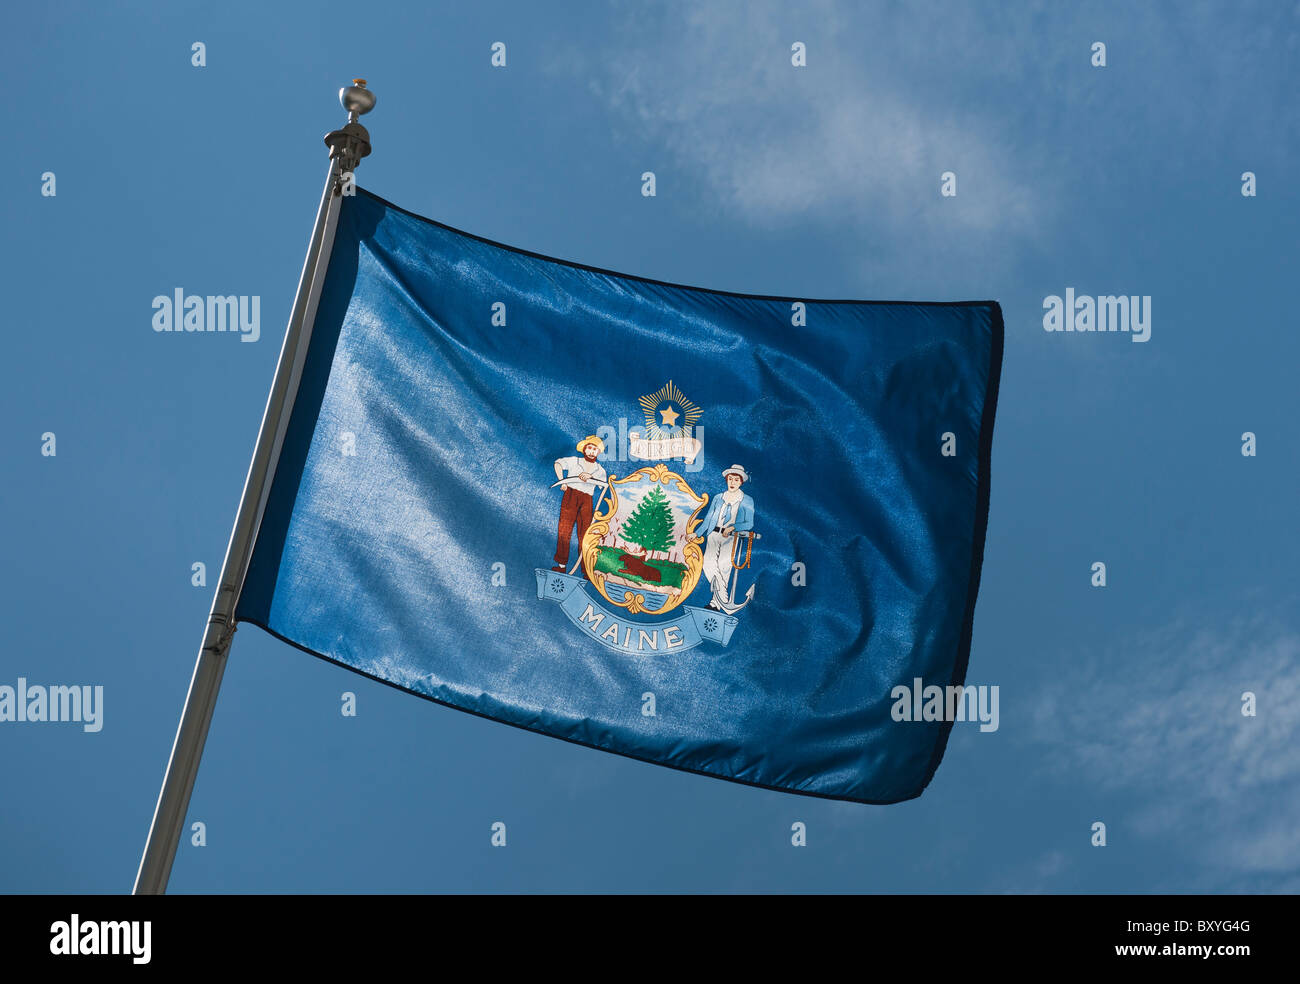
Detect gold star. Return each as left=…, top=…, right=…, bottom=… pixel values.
left=659, top=404, right=680, bottom=427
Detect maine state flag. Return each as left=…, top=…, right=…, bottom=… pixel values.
left=237, top=188, right=1003, bottom=804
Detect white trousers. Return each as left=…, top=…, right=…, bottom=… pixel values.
left=702, top=530, right=735, bottom=604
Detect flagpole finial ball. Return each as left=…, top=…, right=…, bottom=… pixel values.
left=339, top=79, right=376, bottom=118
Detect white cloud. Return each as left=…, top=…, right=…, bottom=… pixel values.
left=1027, top=611, right=1300, bottom=890
left=580, top=1, right=1045, bottom=243
left=560, top=1, right=1297, bottom=284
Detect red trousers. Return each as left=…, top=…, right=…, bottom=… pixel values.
left=554, top=487, right=594, bottom=569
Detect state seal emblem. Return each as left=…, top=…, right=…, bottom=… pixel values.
left=535, top=383, right=760, bottom=654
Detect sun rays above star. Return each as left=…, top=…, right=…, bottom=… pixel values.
left=639, top=380, right=702, bottom=437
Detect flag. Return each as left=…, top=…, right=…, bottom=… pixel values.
left=237, top=188, right=1003, bottom=804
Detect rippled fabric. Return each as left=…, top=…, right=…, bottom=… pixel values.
left=237, top=188, right=1003, bottom=804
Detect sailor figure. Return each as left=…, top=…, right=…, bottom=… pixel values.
left=698, top=464, right=755, bottom=610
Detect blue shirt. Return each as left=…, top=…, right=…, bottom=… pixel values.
left=699, top=491, right=755, bottom=535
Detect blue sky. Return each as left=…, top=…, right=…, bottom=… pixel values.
left=2, top=0, right=1297, bottom=893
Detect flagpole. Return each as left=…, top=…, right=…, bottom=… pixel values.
left=133, top=80, right=376, bottom=895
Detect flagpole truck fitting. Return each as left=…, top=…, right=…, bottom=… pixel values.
left=133, top=80, right=376, bottom=896
left=327, top=79, right=374, bottom=188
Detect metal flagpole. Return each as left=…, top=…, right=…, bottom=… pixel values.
left=133, top=80, right=376, bottom=895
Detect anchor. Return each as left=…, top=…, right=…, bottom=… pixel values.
left=713, top=531, right=759, bottom=615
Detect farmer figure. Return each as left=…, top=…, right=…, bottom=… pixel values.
left=552, top=435, right=608, bottom=574
left=698, top=464, right=754, bottom=610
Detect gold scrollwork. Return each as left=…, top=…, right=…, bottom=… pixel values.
left=579, top=466, right=709, bottom=614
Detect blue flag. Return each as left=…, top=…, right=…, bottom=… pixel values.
left=238, top=189, right=1003, bottom=804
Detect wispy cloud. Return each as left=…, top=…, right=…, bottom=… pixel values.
left=1027, top=611, right=1300, bottom=891
left=578, top=1, right=1044, bottom=240
left=559, top=1, right=1297, bottom=282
